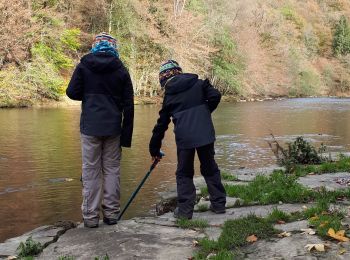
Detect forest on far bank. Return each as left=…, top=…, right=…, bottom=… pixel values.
left=1, top=0, right=350, bottom=107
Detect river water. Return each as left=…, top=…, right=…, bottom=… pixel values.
left=1, top=98, right=350, bottom=242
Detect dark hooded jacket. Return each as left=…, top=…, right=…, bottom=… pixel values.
left=149, top=73, right=221, bottom=156
left=66, top=52, right=134, bottom=147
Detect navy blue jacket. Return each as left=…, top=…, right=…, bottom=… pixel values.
left=66, top=53, right=134, bottom=147
left=149, top=74, right=221, bottom=156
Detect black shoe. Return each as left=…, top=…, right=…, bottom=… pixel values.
left=84, top=221, right=99, bottom=228
left=103, top=217, right=118, bottom=225
left=210, top=205, right=226, bottom=214
left=173, top=207, right=192, bottom=220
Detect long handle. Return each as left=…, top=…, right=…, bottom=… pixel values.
left=117, top=158, right=161, bottom=221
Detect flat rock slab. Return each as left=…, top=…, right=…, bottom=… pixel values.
left=245, top=233, right=350, bottom=259
left=274, top=220, right=309, bottom=232
left=39, top=219, right=204, bottom=260
left=235, top=165, right=284, bottom=182
left=0, top=225, right=65, bottom=258
left=194, top=197, right=241, bottom=211
left=160, top=203, right=308, bottom=226
left=298, top=172, right=350, bottom=191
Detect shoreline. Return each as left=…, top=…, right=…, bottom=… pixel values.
left=1, top=95, right=350, bottom=109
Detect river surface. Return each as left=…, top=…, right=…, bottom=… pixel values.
left=1, top=98, right=350, bottom=242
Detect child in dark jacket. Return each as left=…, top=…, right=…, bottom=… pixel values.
left=66, top=33, right=134, bottom=227
left=149, top=60, right=226, bottom=219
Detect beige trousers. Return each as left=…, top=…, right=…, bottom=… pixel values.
left=81, top=134, right=121, bottom=225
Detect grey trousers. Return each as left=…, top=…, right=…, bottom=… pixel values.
left=81, top=134, right=121, bottom=225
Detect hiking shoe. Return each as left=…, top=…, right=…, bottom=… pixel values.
left=84, top=221, right=99, bottom=228
left=173, top=207, right=192, bottom=220
left=103, top=217, right=118, bottom=225
left=209, top=205, right=226, bottom=214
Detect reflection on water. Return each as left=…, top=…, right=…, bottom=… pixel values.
left=1, top=98, right=350, bottom=241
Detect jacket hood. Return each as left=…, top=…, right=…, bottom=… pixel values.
left=81, top=53, right=123, bottom=73
left=165, top=73, right=199, bottom=95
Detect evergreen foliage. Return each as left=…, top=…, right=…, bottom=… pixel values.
left=333, top=16, right=350, bottom=56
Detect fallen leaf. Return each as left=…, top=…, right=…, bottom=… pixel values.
left=327, top=228, right=350, bottom=242
left=308, top=172, right=315, bottom=175
left=301, top=228, right=316, bottom=235
left=206, top=253, right=216, bottom=259
left=277, top=220, right=286, bottom=224
left=192, top=240, right=199, bottom=247
left=278, top=231, right=291, bottom=238
left=338, top=247, right=347, bottom=255
left=65, top=178, right=74, bottom=182
left=246, top=234, right=258, bottom=243
left=6, top=256, right=17, bottom=260
left=310, top=216, right=319, bottom=221
left=319, top=221, right=329, bottom=228
left=302, top=205, right=308, bottom=210
left=337, top=230, right=346, bottom=236
left=305, top=244, right=326, bottom=252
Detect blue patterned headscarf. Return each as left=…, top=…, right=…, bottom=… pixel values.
left=91, top=32, right=119, bottom=58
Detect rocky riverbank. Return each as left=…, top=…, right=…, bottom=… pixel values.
left=3, top=160, right=350, bottom=259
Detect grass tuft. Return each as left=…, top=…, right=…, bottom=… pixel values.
left=221, top=172, right=238, bottom=181
left=309, top=212, right=344, bottom=238
left=294, top=156, right=350, bottom=177
left=218, top=214, right=276, bottom=249
left=17, top=237, right=43, bottom=257
left=176, top=218, right=209, bottom=229
left=266, top=208, right=291, bottom=224
left=197, top=204, right=209, bottom=212
left=224, top=171, right=314, bottom=204
left=200, top=187, right=209, bottom=197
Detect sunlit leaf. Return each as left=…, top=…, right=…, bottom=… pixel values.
left=246, top=234, right=258, bottom=243
left=327, top=228, right=349, bottom=242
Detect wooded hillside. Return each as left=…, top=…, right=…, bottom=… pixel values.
left=1, top=0, right=350, bottom=107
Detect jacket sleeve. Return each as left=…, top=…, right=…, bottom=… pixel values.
left=120, top=71, right=134, bottom=148
left=149, top=101, right=171, bottom=157
left=66, top=64, right=84, bottom=101
left=203, top=79, right=221, bottom=113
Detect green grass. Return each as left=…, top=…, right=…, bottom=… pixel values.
left=17, top=237, right=43, bottom=257
left=219, top=215, right=276, bottom=249
left=194, top=214, right=274, bottom=259
left=221, top=172, right=238, bottom=181
left=193, top=215, right=276, bottom=258
left=224, top=171, right=314, bottom=204
left=197, top=204, right=209, bottom=212
left=176, top=218, right=209, bottom=229
left=309, top=212, right=344, bottom=238
left=94, top=254, right=110, bottom=260
left=58, top=256, right=75, bottom=260
left=266, top=208, right=291, bottom=224
left=294, top=156, right=350, bottom=177
left=200, top=187, right=209, bottom=197
left=194, top=203, right=348, bottom=259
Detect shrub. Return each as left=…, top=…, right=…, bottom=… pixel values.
left=333, top=16, right=350, bottom=56
left=297, top=70, right=321, bottom=96
left=281, top=6, right=304, bottom=29
left=60, top=29, right=81, bottom=52
left=31, top=43, right=74, bottom=70
left=17, top=237, right=43, bottom=257
left=24, top=56, right=66, bottom=100
left=212, top=29, right=244, bottom=95
left=268, top=136, right=326, bottom=173
left=186, top=0, right=207, bottom=14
